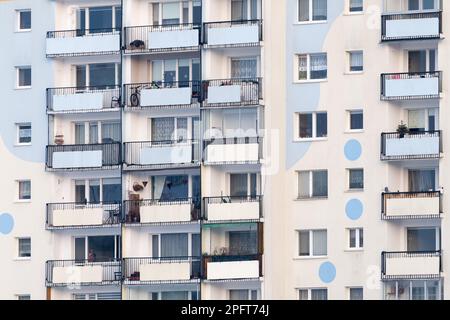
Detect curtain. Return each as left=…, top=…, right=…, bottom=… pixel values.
left=229, top=230, right=257, bottom=255
left=350, top=51, right=363, bottom=71
left=230, top=174, right=248, bottom=197
left=161, top=233, right=188, bottom=258
left=161, top=291, right=189, bottom=300
left=298, top=171, right=310, bottom=198
left=152, top=176, right=166, bottom=200
left=75, top=123, right=85, bottom=144
left=89, top=179, right=100, bottom=204
left=312, top=0, right=327, bottom=21
left=89, top=6, right=113, bottom=33
left=298, top=290, right=309, bottom=300
left=152, top=118, right=174, bottom=141
left=231, top=58, right=257, bottom=79
left=312, top=230, right=327, bottom=256
left=311, top=289, right=328, bottom=300
left=408, top=110, right=426, bottom=131
left=152, top=60, right=163, bottom=83
left=298, top=0, right=309, bottom=22
left=19, top=181, right=31, bottom=200
left=350, top=0, right=363, bottom=12
left=89, top=123, right=98, bottom=144
left=312, top=170, right=328, bottom=197
left=101, top=122, right=120, bottom=143
left=162, top=2, right=180, bottom=24
left=231, top=0, right=248, bottom=20
left=298, top=54, right=308, bottom=80
left=230, top=290, right=249, bottom=300
left=299, top=231, right=310, bottom=256
left=407, top=229, right=436, bottom=251
left=408, top=170, right=435, bottom=192
left=176, top=118, right=188, bottom=141
left=310, top=53, right=327, bottom=79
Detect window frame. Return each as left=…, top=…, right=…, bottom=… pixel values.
left=347, top=228, right=364, bottom=250
left=295, top=53, right=328, bottom=82
left=16, top=123, right=32, bottom=146
left=348, top=110, right=364, bottom=132
left=16, top=66, right=32, bottom=89
left=348, top=168, right=364, bottom=190
left=17, top=180, right=31, bottom=201
left=17, top=9, right=31, bottom=32
left=298, top=229, right=328, bottom=258
left=17, top=237, right=31, bottom=258
left=348, top=0, right=364, bottom=14
left=298, top=288, right=328, bottom=300
left=348, top=50, right=364, bottom=73
left=297, top=0, right=328, bottom=24
left=297, top=170, right=328, bottom=199
left=295, top=111, right=328, bottom=141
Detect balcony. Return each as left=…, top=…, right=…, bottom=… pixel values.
left=124, top=24, right=200, bottom=54
left=46, top=202, right=122, bottom=230
left=381, top=72, right=442, bottom=100
left=47, top=85, right=121, bottom=114
left=45, top=259, right=122, bottom=287
left=46, top=29, right=121, bottom=58
left=203, top=255, right=262, bottom=281
left=381, top=131, right=441, bottom=161
left=382, top=191, right=442, bottom=220
left=202, top=78, right=262, bottom=108
left=46, top=143, right=121, bottom=171
left=381, top=251, right=442, bottom=280
left=123, top=198, right=200, bottom=225
left=203, top=20, right=263, bottom=48
left=203, top=137, right=262, bottom=165
left=123, top=140, right=200, bottom=170
left=123, top=257, right=201, bottom=285
left=123, top=81, right=201, bottom=110
left=381, top=11, right=442, bottom=42
left=203, top=196, right=262, bottom=223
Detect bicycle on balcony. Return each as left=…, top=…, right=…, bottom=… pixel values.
left=129, top=82, right=160, bottom=107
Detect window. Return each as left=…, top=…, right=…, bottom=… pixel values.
left=298, top=0, right=327, bottom=22
left=231, top=0, right=260, bottom=21
left=149, top=291, right=198, bottom=300
left=229, top=289, right=259, bottom=300
left=348, top=169, right=364, bottom=189
left=75, top=235, right=121, bottom=262
left=299, top=288, right=328, bottom=300
left=298, top=170, right=328, bottom=198
left=230, top=173, right=258, bottom=197
left=76, top=6, right=121, bottom=33
left=152, top=59, right=200, bottom=85
left=349, top=110, right=363, bottom=130
left=384, top=280, right=441, bottom=300
left=18, top=180, right=31, bottom=200
left=16, top=123, right=31, bottom=145
left=348, top=228, right=364, bottom=249
left=18, top=238, right=31, bottom=258
left=16, top=67, right=31, bottom=88
left=349, top=51, right=363, bottom=72
left=298, top=230, right=327, bottom=257
left=17, top=295, right=31, bottom=300
left=73, top=293, right=121, bottom=300
left=407, top=228, right=439, bottom=252
left=17, top=10, right=31, bottom=31
left=349, top=287, right=363, bottom=300
left=298, top=112, right=327, bottom=139
left=349, top=0, right=363, bottom=12
left=297, top=53, right=327, bottom=81
left=231, top=57, right=258, bottom=79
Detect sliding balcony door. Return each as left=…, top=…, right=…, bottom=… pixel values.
left=407, top=228, right=439, bottom=252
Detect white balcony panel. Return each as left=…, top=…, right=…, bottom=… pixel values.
left=207, top=202, right=260, bottom=221
left=140, top=87, right=192, bottom=106
left=148, top=29, right=199, bottom=49
left=139, top=261, right=191, bottom=281
left=385, top=135, right=440, bottom=157
left=385, top=255, right=440, bottom=277
left=385, top=77, right=439, bottom=98
left=46, top=34, right=120, bottom=56
left=139, top=145, right=192, bottom=165
left=386, top=197, right=440, bottom=217
left=207, top=260, right=259, bottom=280
left=140, top=203, right=192, bottom=223
left=206, top=143, right=259, bottom=163
left=53, top=265, right=103, bottom=284
left=52, top=150, right=103, bottom=169
left=386, top=17, right=440, bottom=38
left=52, top=207, right=103, bottom=227
left=208, top=85, right=241, bottom=104
left=53, top=92, right=104, bottom=111
left=207, top=25, right=259, bottom=46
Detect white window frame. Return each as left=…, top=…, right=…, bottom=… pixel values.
left=295, top=53, right=328, bottom=82
left=348, top=287, right=364, bottom=300
left=16, top=294, right=31, bottom=300
left=297, top=170, right=328, bottom=199
left=16, top=122, right=32, bottom=146
left=407, top=108, right=439, bottom=131
left=347, top=109, right=364, bottom=132
left=347, top=0, right=364, bottom=14
left=150, top=58, right=199, bottom=83
left=72, top=120, right=120, bottom=144
left=228, top=172, right=260, bottom=197
left=347, top=228, right=364, bottom=250
left=230, top=56, right=260, bottom=79
left=16, top=66, right=32, bottom=89
left=347, top=168, right=364, bottom=190
left=73, top=178, right=120, bottom=203
left=17, top=237, right=31, bottom=259
left=296, top=0, right=328, bottom=24
left=297, top=229, right=328, bottom=258
left=149, top=290, right=198, bottom=300
left=75, top=63, right=120, bottom=87
left=228, top=289, right=260, bottom=300
left=294, top=111, right=328, bottom=141
left=76, top=6, right=121, bottom=32
left=347, top=50, right=364, bottom=73
left=149, top=116, right=192, bottom=142
left=298, top=288, right=328, bottom=300
left=16, top=9, right=31, bottom=32
left=17, top=180, right=31, bottom=202
left=74, top=235, right=121, bottom=260
left=151, top=232, right=199, bottom=258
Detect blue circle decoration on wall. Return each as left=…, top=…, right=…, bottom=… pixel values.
left=0, top=213, right=14, bottom=235
left=344, top=139, right=362, bottom=161
left=319, top=262, right=336, bottom=283
left=346, top=199, right=364, bottom=220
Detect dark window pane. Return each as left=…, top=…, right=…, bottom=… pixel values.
left=350, top=112, right=363, bottom=130
left=89, top=6, right=113, bottom=32
left=19, top=11, right=31, bottom=30
left=88, top=236, right=115, bottom=262
left=312, top=171, right=328, bottom=197
left=299, top=113, right=313, bottom=138
left=161, top=233, right=188, bottom=257
left=316, top=113, right=327, bottom=137
left=19, top=68, right=31, bottom=87
left=159, top=175, right=189, bottom=201
left=89, top=63, right=116, bottom=87
left=312, top=0, right=327, bottom=21
left=114, top=6, right=122, bottom=30
left=407, top=228, right=437, bottom=252
left=349, top=169, right=364, bottom=189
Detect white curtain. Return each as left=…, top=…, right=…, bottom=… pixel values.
left=298, top=55, right=308, bottom=80
left=298, top=0, right=309, bottom=21
left=350, top=51, right=363, bottom=70
left=89, top=123, right=98, bottom=144
left=230, top=290, right=249, bottom=300
left=152, top=118, right=175, bottom=141
left=312, top=230, right=327, bottom=256
left=298, top=171, right=310, bottom=198
left=299, top=231, right=310, bottom=255
left=75, top=123, right=85, bottom=144
left=310, top=53, right=327, bottom=79
left=162, top=2, right=180, bottom=24
left=19, top=181, right=31, bottom=200
left=350, top=0, right=363, bottom=11
left=311, top=289, right=328, bottom=300
left=312, top=0, right=327, bottom=20
left=161, top=233, right=188, bottom=257
left=231, top=58, right=257, bottom=79
left=176, top=118, right=188, bottom=141
left=101, top=122, right=120, bottom=142
left=153, top=176, right=166, bottom=200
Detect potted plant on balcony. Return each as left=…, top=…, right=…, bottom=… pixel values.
left=396, top=121, right=409, bottom=138
left=54, top=134, right=64, bottom=145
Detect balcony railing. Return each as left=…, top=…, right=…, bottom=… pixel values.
left=203, top=20, right=263, bottom=48
left=202, top=78, right=262, bottom=108
left=202, top=254, right=263, bottom=281
left=46, top=202, right=122, bottom=229
left=47, top=85, right=121, bottom=113
left=124, top=23, right=201, bottom=54
left=46, top=28, right=121, bottom=58
left=123, top=257, right=201, bottom=284
left=46, top=143, right=122, bottom=171
left=203, top=137, right=262, bottom=164
left=381, top=11, right=442, bottom=41
left=123, top=140, right=200, bottom=170
left=123, top=198, right=201, bottom=225
left=381, top=251, right=442, bottom=280
left=45, top=259, right=122, bottom=287
left=123, top=81, right=201, bottom=109
left=203, top=196, right=263, bottom=223
left=380, top=131, right=441, bottom=160
left=381, top=71, right=442, bottom=100
left=382, top=191, right=442, bottom=220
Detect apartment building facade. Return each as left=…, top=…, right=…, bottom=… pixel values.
left=0, top=0, right=447, bottom=300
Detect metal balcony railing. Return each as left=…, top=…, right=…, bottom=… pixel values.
left=202, top=78, right=263, bottom=108
left=381, top=11, right=442, bottom=41
left=202, top=254, right=263, bottom=279
left=380, top=131, right=442, bottom=160
left=380, top=71, right=442, bottom=100
left=381, top=191, right=442, bottom=220
left=203, top=195, right=263, bottom=222
left=381, top=251, right=442, bottom=280
left=203, top=136, right=263, bottom=164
